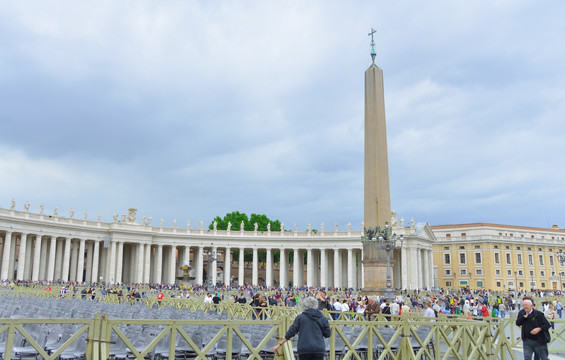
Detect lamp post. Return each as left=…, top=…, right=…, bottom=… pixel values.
left=514, top=271, right=518, bottom=296
left=361, top=221, right=404, bottom=301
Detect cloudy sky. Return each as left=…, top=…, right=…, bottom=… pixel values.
left=1, top=1, right=564, bottom=230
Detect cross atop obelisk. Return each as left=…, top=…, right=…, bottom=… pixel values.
left=368, top=28, right=377, bottom=63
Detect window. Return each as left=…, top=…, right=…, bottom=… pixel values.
left=539, top=255, right=544, bottom=266
left=475, top=245, right=480, bottom=249
left=476, top=269, right=483, bottom=275
left=528, top=254, right=533, bottom=265
left=444, top=254, right=451, bottom=264
left=508, top=280, right=514, bottom=287
left=496, top=281, right=501, bottom=287
left=460, top=269, right=467, bottom=275
left=443, top=246, right=450, bottom=250
left=475, top=253, right=482, bottom=264
left=540, top=271, right=545, bottom=277
left=519, top=270, right=524, bottom=276
left=461, top=233, right=466, bottom=237
left=495, top=269, right=501, bottom=276
left=517, top=254, right=522, bottom=265
left=550, top=256, right=554, bottom=266
left=507, top=270, right=512, bottom=276
left=529, top=270, right=534, bottom=276
left=541, top=282, right=546, bottom=288
left=505, top=246, right=510, bottom=249
left=460, top=253, right=466, bottom=264
left=552, top=271, right=556, bottom=276
left=446, top=281, right=452, bottom=287
left=444, top=269, right=451, bottom=276
left=459, top=246, right=465, bottom=250
left=539, top=248, right=542, bottom=251
left=517, top=246, right=521, bottom=250
left=494, top=245, right=499, bottom=249
left=494, top=253, right=500, bottom=264
left=477, top=281, right=483, bottom=287
left=520, top=282, right=524, bottom=288
left=506, top=253, right=511, bottom=264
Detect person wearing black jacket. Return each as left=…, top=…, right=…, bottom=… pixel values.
left=272, top=297, right=330, bottom=360
left=516, top=298, right=551, bottom=360
left=317, top=290, right=331, bottom=311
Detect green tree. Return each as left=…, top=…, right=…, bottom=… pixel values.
left=209, top=211, right=284, bottom=262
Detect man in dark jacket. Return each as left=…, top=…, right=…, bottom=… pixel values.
left=317, top=290, right=331, bottom=311
left=516, top=298, right=551, bottom=360
left=272, top=297, right=330, bottom=359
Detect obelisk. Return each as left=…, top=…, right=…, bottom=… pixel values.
left=362, top=28, right=392, bottom=293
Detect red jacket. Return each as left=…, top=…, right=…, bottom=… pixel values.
left=480, top=305, right=489, bottom=317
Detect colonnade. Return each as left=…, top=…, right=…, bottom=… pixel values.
left=0, top=230, right=365, bottom=288
left=0, top=207, right=436, bottom=289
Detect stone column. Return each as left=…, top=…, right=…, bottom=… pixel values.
left=334, top=249, right=341, bottom=288
left=144, top=244, right=151, bottom=283
left=116, top=242, right=124, bottom=284
left=70, top=240, right=78, bottom=282
left=422, top=248, right=429, bottom=289
left=76, top=238, right=85, bottom=282
left=39, top=237, right=48, bottom=280
left=428, top=250, right=434, bottom=288
left=155, top=245, right=163, bottom=284
left=416, top=248, right=422, bottom=289
left=106, top=240, right=116, bottom=283
left=279, top=249, right=287, bottom=288
left=24, top=236, right=33, bottom=280
left=307, top=248, right=313, bottom=287
left=320, top=249, right=327, bottom=288
left=92, top=240, right=100, bottom=283
left=169, top=245, right=176, bottom=284
left=293, top=248, right=300, bottom=287
left=347, top=248, right=354, bottom=289
left=136, top=243, right=145, bottom=283
left=266, top=248, right=272, bottom=287
left=401, top=245, right=408, bottom=290
left=16, top=233, right=28, bottom=280
left=85, top=241, right=93, bottom=282
left=196, top=246, right=204, bottom=285
left=61, top=237, right=72, bottom=282
left=0, top=232, right=13, bottom=280
left=224, top=247, right=231, bottom=286
left=31, top=235, right=42, bottom=281
left=238, top=247, right=245, bottom=286
left=46, top=236, right=56, bottom=281
left=252, top=247, right=258, bottom=286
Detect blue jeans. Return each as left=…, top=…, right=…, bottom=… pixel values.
left=522, top=338, right=548, bottom=360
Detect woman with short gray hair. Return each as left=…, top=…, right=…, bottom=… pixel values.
left=272, top=297, right=330, bottom=359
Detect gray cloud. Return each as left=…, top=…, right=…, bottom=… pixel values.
left=1, top=1, right=564, bottom=230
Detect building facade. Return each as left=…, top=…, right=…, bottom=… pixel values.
left=432, top=223, right=565, bottom=291
left=0, top=204, right=435, bottom=290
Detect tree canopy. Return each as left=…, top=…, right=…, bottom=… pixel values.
left=209, top=211, right=282, bottom=232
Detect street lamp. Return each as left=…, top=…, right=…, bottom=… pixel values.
left=362, top=221, right=404, bottom=300
left=514, top=271, right=518, bottom=296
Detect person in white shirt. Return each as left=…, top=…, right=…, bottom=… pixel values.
left=390, top=301, right=400, bottom=315
left=203, top=293, right=213, bottom=304
left=424, top=301, right=436, bottom=319
left=341, top=300, right=350, bottom=312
